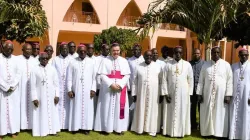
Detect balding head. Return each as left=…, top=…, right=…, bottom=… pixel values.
left=2, top=40, right=14, bottom=57
left=22, top=43, right=32, bottom=58
left=144, top=50, right=152, bottom=65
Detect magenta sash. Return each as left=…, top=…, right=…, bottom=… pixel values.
left=107, top=70, right=126, bottom=119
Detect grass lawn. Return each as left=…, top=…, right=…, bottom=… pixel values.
left=2, top=130, right=218, bottom=140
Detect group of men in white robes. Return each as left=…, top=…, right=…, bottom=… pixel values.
left=0, top=39, right=249, bottom=140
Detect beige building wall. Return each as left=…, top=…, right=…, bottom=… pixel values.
left=7, top=0, right=245, bottom=63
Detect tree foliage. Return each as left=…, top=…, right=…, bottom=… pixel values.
left=136, top=0, right=250, bottom=47
left=93, top=26, right=139, bottom=53
left=222, top=13, right=250, bottom=48
left=0, top=0, right=49, bottom=43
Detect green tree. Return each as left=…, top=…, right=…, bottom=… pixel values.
left=94, top=26, right=139, bottom=53
left=222, top=13, right=250, bottom=48
left=137, top=0, right=250, bottom=60
left=0, top=0, right=49, bottom=43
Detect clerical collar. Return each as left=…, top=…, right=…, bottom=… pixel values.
left=60, top=54, right=68, bottom=59
left=174, top=59, right=182, bottom=63
left=211, top=58, right=221, bottom=64
left=2, top=54, right=11, bottom=59
left=240, top=60, right=248, bottom=65
left=23, top=55, right=30, bottom=59
left=39, top=64, right=47, bottom=68
left=101, top=55, right=107, bottom=58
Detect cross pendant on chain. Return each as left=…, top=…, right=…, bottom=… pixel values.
left=175, top=68, right=179, bottom=75
left=80, top=77, right=84, bottom=83
left=41, top=79, right=46, bottom=85
left=240, top=76, right=244, bottom=81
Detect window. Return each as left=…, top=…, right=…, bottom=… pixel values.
left=82, top=2, right=93, bottom=12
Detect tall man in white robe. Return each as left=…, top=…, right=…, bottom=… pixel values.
left=18, top=43, right=37, bottom=130
left=68, top=41, right=78, bottom=59
left=94, top=44, right=110, bottom=117
left=162, top=46, right=194, bottom=137
left=31, top=43, right=40, bottom=64
left=87, top=44, right=96, bottom=60
left=31, top=52, right=60, bottom=136
left=127, top=44, right=144, bottom=128
left=229, top=48, right=250, bottom=140
left=151, top=48, right=165, bottom=132
left=52, top=42, right=71, bottom=130
left=159, top=45, right=173, bottom=63
left=152, top=48, right=166, bottom=69
left=131, top=50, right=162, bottom=137
left=0, top=40, right=21, bottom=140
left=94, top=43, right=131, bottom=135
left=196, top=46, right=232, bottom=138
left=95, top=44, right=110, bottom=93
left=67, top=44, right=97, bottom=135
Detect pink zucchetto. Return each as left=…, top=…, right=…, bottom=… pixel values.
left=60, top=42, right=68, bottom=46
left=239, top=47, right=248, bottom=52
left=78, top=44, right=86, bottom=49
left=5, top=40, right=13, bottom=44
left=39, top=52, right=47, bottom=55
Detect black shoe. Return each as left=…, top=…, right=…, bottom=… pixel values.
left=100, top=131, right=109, bottom=135
left=83, top=130, right=90, bottom=135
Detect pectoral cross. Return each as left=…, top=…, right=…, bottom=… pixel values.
left=80, top=76, right=84, bottom=83
left=62, top=75, right=66, bottom=80
left=41, top=79, right=46, bottom=85
left=175, top=67, right=179, bottom=75
left=240, top=76, right=244, bottom=81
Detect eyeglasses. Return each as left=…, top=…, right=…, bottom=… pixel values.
left=33, top=48, right=40, bottom=50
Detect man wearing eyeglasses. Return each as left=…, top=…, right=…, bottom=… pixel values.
left=68, top=41, right=78, bottom=59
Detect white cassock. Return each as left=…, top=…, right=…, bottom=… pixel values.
left=229, top=61, right=250, bottom=140
left=31, top=55, right=39, bottom=65
left=95, top=55, right=108, bottom=89
left=30, top=64, right=60, bottom=136
left=18, top=55, right=37, bottom=130
left=128, top=55, right=145, bottom=89
left=0, top=54, right=21, bottom=135
left=68, top=53, right=78, bottom=59
left=162, top=59, right=193, bottom=137
left=159, top=56, right=173, bottom=63
left=156, top=59, right=167, bottom=68
left=52, top=55, right=71, bottom=129
left=94, top=56, right=131, bottom=133
left=94, top=55, right=107, bottom=117
left=127, top=55, right=144, bottom=126
left=131, top=62, right=162, bottom=135
left=67, top=57, right=97, bottom=131
left=196, top=59, right=233, bottom=137
left=155, top=59, right=166, bottom=132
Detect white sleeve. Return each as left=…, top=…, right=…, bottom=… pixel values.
left=131, top=66, right=138, bottom=96
left=66, top=63, right=73, bottom=92
left=225, top=63, right=233, bottom=96
left=53, top=69, right=60, bottom=97
left=30, top=70, right=38, bottom=101
left=161, top=65, right=169, bottom=96
left=187, top=63, right=194, bottom=95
